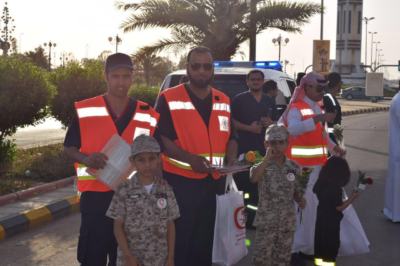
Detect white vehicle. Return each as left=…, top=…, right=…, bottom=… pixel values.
left=158, top=61, right=296, bottom=114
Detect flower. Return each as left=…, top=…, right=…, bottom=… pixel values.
left=237, top=151, right=266, bottom=165
left=245, top=151, right=256, bottom=163
left=366, top=177, right=373, bottom=185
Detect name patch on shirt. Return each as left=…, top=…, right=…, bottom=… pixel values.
left=156, top=192, right=167, bottom=199
left=128, top=194, right=141, bottom=199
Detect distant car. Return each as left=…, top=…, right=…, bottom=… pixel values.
left=341, top=87, right=384, bottom=100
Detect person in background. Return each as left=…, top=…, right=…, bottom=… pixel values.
left=323, top=72, right=343, bottom=145
left=262, top=79, right=279, bottom=100
left=231, top=69, right=280, bottom=228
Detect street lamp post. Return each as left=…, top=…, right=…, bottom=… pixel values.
left=374, top=42, right=380, bottom=69
left=362, top=17, right=374, bottom=69
left=60, top=52, right=68, bottom=68
left=1, top=2, right=16, bottom=57
left=272, top=34, right=289, bottom=62
left=290, top=63, right=295, bottom=77
left=368, top=32, right=377, bottom=69
left=43, top=41, right=56, bottom=72
left=108, top=35, right=122, bottom=53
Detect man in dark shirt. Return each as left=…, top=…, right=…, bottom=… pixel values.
left=155, top=46, right=238, bottom=266
left=64, top=53, right=164, bottom=266
left=262, top=79, right=279, bottom=100
left=231, top=69, right=280, bottom=228
left=323, top=72, right=343, bottom=145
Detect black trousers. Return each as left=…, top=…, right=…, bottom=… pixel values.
left=77, top=213, right=117, bottom=266
left=164, top=171, right=225, bottom=266
left=314, top=215, right=341, bottom=263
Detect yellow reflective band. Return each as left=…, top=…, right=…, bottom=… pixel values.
left=213, top=103, right=231, bottom=113
left=301, top=109, right=314, bottom=116
left=165, top=157, right=193, bottom=170
left=315, top=258, right=323, bottom=266
left=77, top=107, right=108, bottom=118
left=244, top=193, right=250, bottom=199
left=133, top=113, right=157, bottom=127
left=77, top=164, right=96, bottom=180
left=169, top=101, right=195, bottom=111
left=322, top=262, right=335, bottom=266
left=77, top=192, right=81, bottom=199
left=247, top=204, right=258, bottom=210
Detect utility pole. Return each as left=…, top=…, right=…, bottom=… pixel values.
left=249, top=0, right=257, bottom=61
left=320, top=0, right=324, bottom=40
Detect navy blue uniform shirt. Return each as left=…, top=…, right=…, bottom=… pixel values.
left=231, top=91, right=280, bottom=156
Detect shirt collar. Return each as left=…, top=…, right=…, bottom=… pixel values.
left=303, top=95, right=318, bottom=108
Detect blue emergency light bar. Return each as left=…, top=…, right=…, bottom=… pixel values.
left=213, top=61, right=282, bottom=70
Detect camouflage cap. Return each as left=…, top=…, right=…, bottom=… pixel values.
left=130, top=134, right=161, bottom=157
left=265, top=124, right=289, bottom=141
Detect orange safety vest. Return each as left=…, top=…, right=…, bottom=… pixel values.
left=161, top=84, right=231, bottom=179
left=286, top=100, right=328, bottom=166
left=74, top=95, right=159, bottom=197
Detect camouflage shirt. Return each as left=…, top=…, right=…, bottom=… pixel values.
left=106, top=174, right=180, bottom=266
left=251, top=156, right=304, bottom=230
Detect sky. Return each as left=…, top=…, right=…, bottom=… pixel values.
left=2, top=0, right=399, bottom=81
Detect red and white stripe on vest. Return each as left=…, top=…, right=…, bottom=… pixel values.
left=286, top=100, right=328, bottom=166
left=74, top=95, right=159, bottom=199
left=160, top=84, right=231, bottom=179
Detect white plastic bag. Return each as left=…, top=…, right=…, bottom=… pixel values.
left=212, top=174, right=248, bottom=266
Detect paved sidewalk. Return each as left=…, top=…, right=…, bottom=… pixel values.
left=0, top=98, right=393, bottom=241
left=0, top=182, right=77, bottom=241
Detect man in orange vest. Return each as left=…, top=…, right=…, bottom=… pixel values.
left=155, top=46, right=238, bottom=266
left=64, top=53, right=164, bottom=266
left=279, top=72, right=345, bottom=265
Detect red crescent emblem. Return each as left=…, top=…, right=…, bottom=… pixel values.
left=234, top=206, right=245, bottom=230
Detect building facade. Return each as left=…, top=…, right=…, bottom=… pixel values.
left=334, top=0, right=363, bottom=74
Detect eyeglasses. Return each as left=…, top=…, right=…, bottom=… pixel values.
left=248, top=78, right=264, bottom=82
left=309, top=84, right=326, bottom=93
left=190, top=63, right=213, bottom=71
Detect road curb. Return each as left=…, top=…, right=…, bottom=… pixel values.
left=0, top=194, right=79, bottom=241
left=342, top=106, right=390, bottom=116
left=0, top=176, right=76, bottom=207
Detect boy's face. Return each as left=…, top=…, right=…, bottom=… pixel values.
left=129, top=152, right=161, bottom=179
left=264, top=139, right=289, bottom=159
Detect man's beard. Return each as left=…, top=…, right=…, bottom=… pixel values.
left=187, top=70, right=214, bottom=89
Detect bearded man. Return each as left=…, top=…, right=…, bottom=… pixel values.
left=155, top=46, right=238, bottom=266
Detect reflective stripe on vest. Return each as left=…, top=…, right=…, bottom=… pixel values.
left=76, top=164, right=96, bottom=180
left=326, top=93, right=336, bottom=106
left=169, top=101, right=195, bottom=110
left=164, top=153, right=225, bottom=170
left=77, top=107, right=108, bottom=118
left=301, top=109, right=314, bottom=116
left=133, top=113, right=157, bottom=127
left=327, top=127, right=334, bottom=133
left=213, top=103, right=231, bottom=113
left=291, top=146, right=329, bottom=158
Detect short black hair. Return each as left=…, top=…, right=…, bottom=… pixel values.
left=262, top=79, right=278, bottom=94
left=246, top=69, right=265, bottom=80
left=328, top=72, right=342, bottom=89
left=314, top=157, right=351, bottom=191
left=187, top=46, right=214, bottom=63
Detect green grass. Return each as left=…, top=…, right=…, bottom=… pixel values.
left=0, top=142, right=75, bottom=196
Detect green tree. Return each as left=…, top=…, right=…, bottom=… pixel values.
left=48, top=60, right=107, bottom=128
left=0, top=55, right=54, bottom=162
left=132, top=51, right=175, bottom=85
left=24, top=46, right=48, bottom=70
left=116, top=0, right=321, bottom=60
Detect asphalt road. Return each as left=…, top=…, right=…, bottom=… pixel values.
left=1, top=111, right=398, bottom=266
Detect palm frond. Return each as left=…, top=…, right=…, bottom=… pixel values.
left=114, top=1, right=141, bottom=11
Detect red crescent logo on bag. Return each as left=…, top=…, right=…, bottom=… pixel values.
left=234, top=206, right=246, bottom=230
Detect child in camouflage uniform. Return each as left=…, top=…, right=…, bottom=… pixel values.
left=250, top=125, right=307, bottom=266
left=106, top=135, right=180, bottom=266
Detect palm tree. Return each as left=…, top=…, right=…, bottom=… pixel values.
left=131, top=50, right=175, bottom=85
left=24, top=46, right=48, bottom=70
left=116, top=0, right=322, bottom=61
